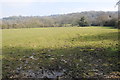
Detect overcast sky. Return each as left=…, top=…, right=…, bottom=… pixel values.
left=0, top=0, right=118, bottom=18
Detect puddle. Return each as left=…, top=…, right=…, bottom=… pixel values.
left=18, top=69, right=65, bottom=78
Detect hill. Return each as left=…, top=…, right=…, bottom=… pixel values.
left=1, top=11, right=118, bottom=29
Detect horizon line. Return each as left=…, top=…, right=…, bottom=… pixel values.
left=1, top=10, right=118, bottom=19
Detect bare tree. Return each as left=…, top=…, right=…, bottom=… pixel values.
left=116, top=0, right=120, bottom=28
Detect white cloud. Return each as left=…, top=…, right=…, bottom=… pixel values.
left=1, top=0, right=118, bottom=3
left=1, top=0, right=32, bottom=3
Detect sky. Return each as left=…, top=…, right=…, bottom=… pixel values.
left=0, top=0, right=119, bottom=18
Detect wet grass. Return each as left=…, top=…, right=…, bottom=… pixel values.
left=2, top=27, right=120, bottom=78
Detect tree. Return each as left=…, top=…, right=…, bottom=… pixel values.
left=103, top=18, right=117, bottom=27
left=78, top=16, right=88, bottom=27
left=116, top=0, right=120, bottom=29
left=96, top=13, right=109, bottom=26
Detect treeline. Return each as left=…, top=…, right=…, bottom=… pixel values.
left=0, top=11, right=119, bottom=29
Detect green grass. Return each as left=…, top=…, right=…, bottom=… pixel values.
left=2, top=27, right=120, bottom=78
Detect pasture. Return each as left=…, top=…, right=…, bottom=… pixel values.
left=2, top=27, right=119, bottom=78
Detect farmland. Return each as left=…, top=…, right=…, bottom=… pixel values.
left=2, top=27, right=120, bottom=78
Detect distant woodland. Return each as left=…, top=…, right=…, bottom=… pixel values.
left=1, top=11, right=119, bottom=29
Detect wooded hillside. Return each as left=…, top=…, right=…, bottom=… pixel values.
left=1, top=11, right=118, bottom=29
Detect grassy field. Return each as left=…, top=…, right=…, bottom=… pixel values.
left=2, top=27, right=120, bottom=78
